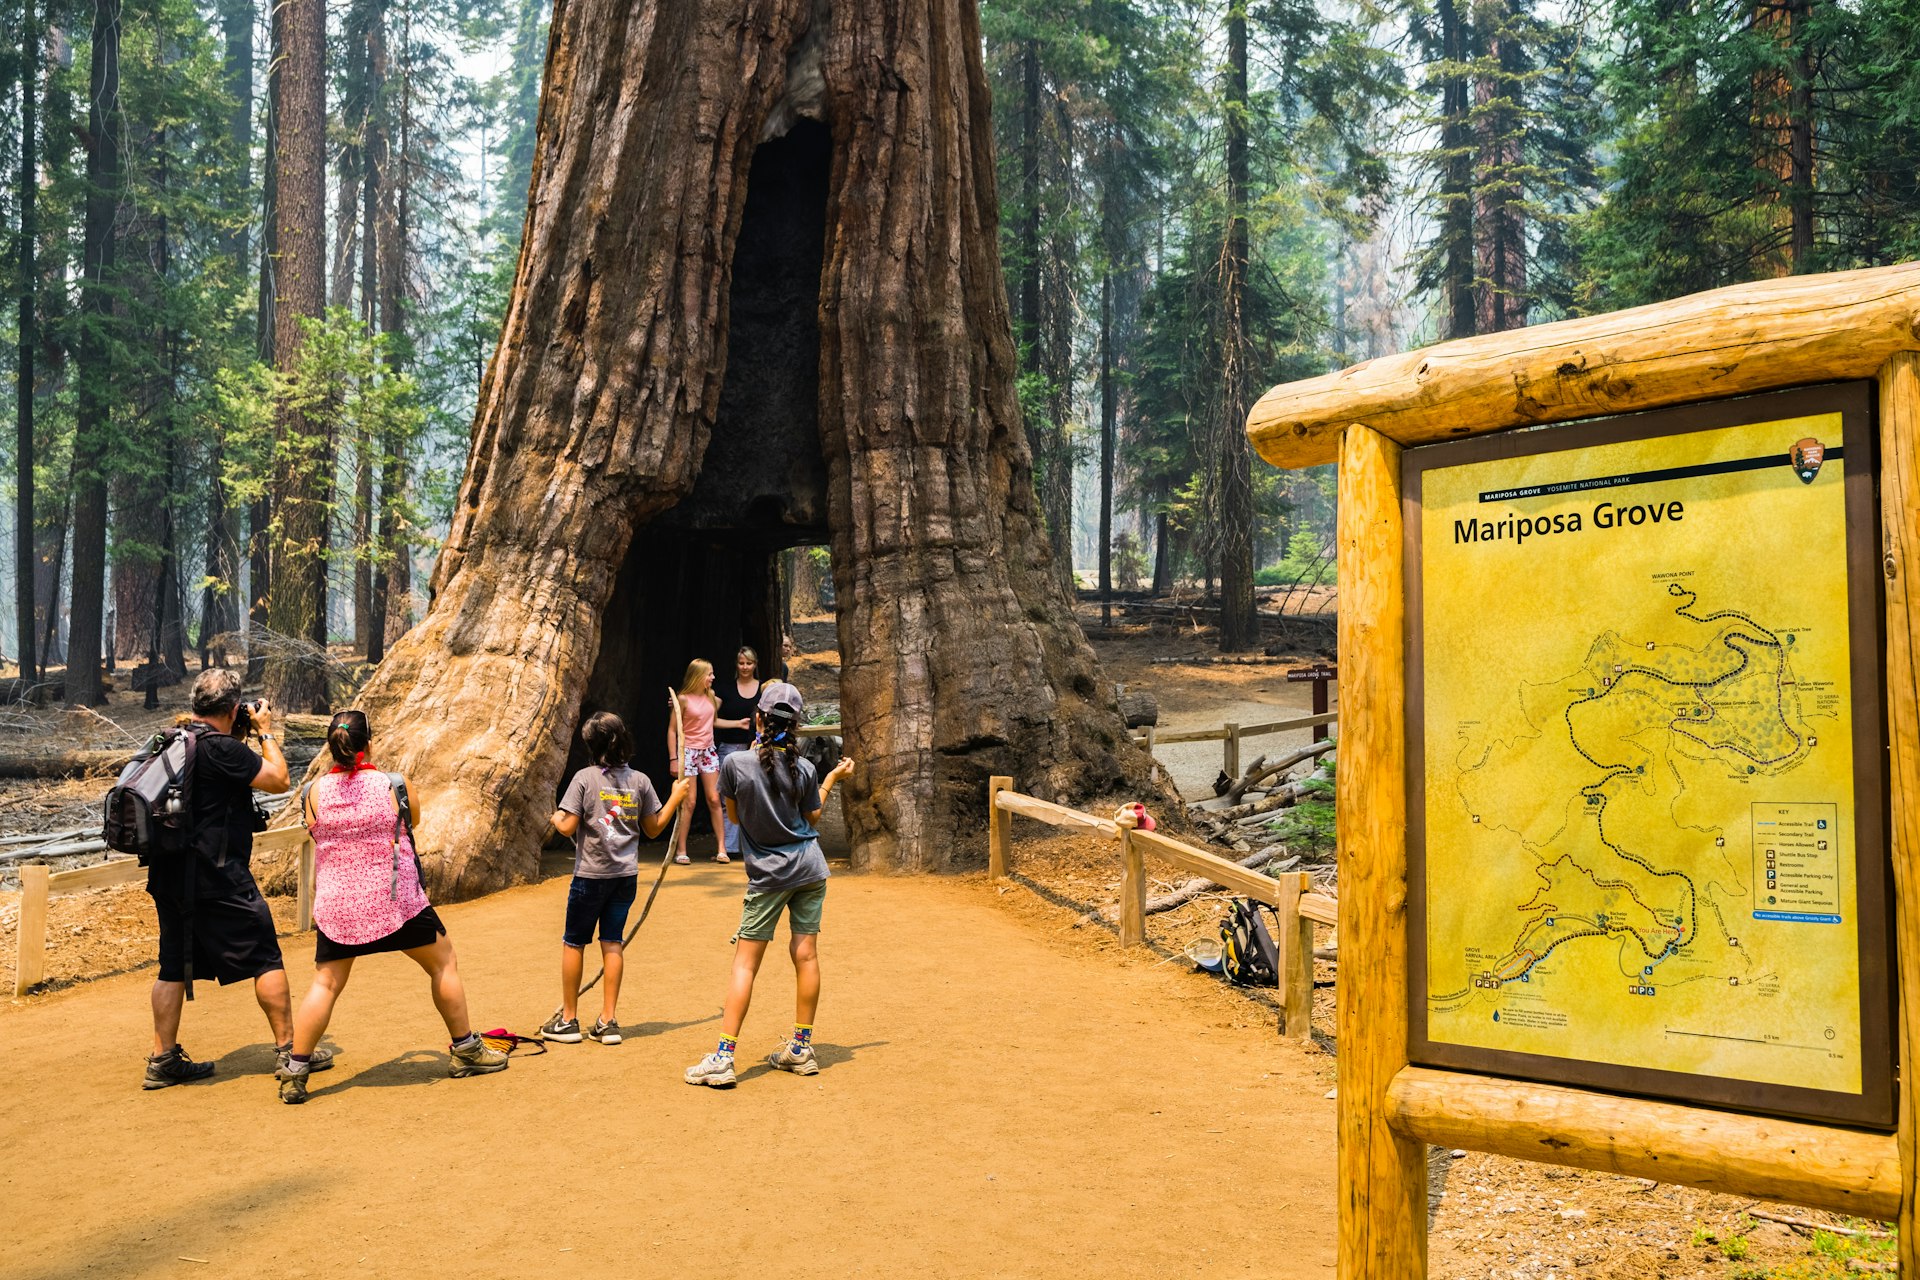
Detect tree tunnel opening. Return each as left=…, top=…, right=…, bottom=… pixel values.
left=568, top=117, right=836, bottom=838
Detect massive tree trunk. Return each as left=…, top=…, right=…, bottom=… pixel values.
left=315, top=0, right=1143, bottom=896
left=264, top=0, right=332, bottom=711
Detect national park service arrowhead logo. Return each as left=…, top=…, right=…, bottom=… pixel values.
left=1789, top=437, right=1826, bottom=484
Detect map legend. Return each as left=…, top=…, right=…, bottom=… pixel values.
left=1752, top=802, right=1842, bottom=923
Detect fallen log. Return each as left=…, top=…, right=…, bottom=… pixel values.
left=1205, top=777, right=1321, bottom=823
left=1149, top=653, right=1294, bottom=666
left=0, top=749, right=134, bottom=779
left=1225, top=739, right=1337, bottom=804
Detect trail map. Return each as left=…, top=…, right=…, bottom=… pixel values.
left=1416, top=411, right=1871, bottom=1102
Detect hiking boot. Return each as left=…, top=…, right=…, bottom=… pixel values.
left=768, top=1040, right=819, bottom=1076
left=275, top=1067, right=311, bottom=1105
left=540, top=1013, right=582, bottom=1043
left=143, top=1045, right=216, bottom=1091
left=275, top=1043, right=334, bottom=1075
left=684, top=1052, right=737, bottom=1087
left=449, top=1036, right=510, bottom=1077
left=587, top=1018, right=622, bottom=1046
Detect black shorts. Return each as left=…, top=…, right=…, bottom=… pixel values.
left=314, top=905, right=447, bottom=963
left=150, top=882, right=285, bottom=986
left=562, top=874, right=638, bottom=947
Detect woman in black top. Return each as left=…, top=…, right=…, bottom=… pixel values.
left=713, top=646, right=761, bottom=860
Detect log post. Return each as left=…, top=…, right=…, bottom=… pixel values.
left=987, top=776, right=1011, bottom=881
left=1119, top=828, right=1145, bottom=948
left=1273, top=869, right=1314, bottom=1040
left=14, top=863, right=49, bottom=996
left=1336, top=423, right=1424, bottom=1276
left=1223, top=722, right=1240, bottom=783
left=1877, top=351, right=1920, bottom=1274
left=296, top=835, right=315, bottom=933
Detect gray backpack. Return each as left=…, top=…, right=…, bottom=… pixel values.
left=102, top=727, right=206, bottom=864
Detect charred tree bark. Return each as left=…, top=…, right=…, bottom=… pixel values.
left=16, top=0, right=38, bottom=686
left=1437, top=0, right=1475, bottom=339
left=313, top=0, right=1145, bottom=895
left=1214, top=4, right=1258, bottom=653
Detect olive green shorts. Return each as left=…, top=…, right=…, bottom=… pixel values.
left=736, top=881, right=827, bottom=942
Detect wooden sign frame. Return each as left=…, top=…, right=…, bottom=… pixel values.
left=1403, top=382, right=1894, bottom=1128
left=1244, top=263, right=1920, bottom=1278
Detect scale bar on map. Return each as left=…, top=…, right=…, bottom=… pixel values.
left=1665, top=1029, right=1825, bottom=1051
left=1477, top=448, right=1845, bottom=504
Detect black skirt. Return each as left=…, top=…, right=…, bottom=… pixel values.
left=314, top=904, right=447, bottom=963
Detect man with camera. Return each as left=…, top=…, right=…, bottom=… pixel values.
left=144, top=668, right=331, bottom=1089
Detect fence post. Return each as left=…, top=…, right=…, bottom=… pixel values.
left=1273, top=870, right=1314, bottom=1039
left=987, top=776, right=1011, bottom=881
left=1119, top=829, right=1146, bottom=948
left=1223, top=722, right=1240, bottom=781
left=14, top=863, right=50, bottom=996
left=296, top=836, right=316, bottom=932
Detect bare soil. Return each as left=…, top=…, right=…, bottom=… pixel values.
left=0, top=615, right=1894, bottom=1276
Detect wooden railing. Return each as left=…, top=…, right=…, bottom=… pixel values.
left=1132, top=710, right=1337, bottom=780
left=986, top=777, right=1332, bottom=1039
left=11, top=826, right=315, bottom=997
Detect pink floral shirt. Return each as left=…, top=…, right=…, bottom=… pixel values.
left=308, top=769, right=430, bottom=945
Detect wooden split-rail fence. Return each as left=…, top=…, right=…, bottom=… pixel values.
left=12, top=826, right=317, bottom=997
left=1131, top=710, right=1338, bottom=780
left=985, top=776, right=1335, bottom=1038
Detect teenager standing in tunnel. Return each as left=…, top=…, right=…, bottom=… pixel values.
left=713, top=647, right=762, bottom=859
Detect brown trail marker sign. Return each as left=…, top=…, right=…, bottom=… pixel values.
left=1246, top=262, right=1920, bottom=1277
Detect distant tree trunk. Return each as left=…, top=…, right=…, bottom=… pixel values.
left=1787, top=0, right=1814, bottom=270
left=369, top=1, right=407, bottom=661
left=1040, top=101, right=1074, bottom=591
left=1098, top=264, right=1114, bottom=628
left=1214, top=4, right=1258, bottom=652
left=250, top=8, right=276, bottom=680
left=264, top=0, right=331, bottom=712
left=203, top=0, right=247, bottom=668
left=65, top=0, right=124, bottom=707
left=1151, top=496, right=1171, bottom=596
left=16, top=0, right=38, bottom=686
left=1438, top=0, right=1475, bottom=339
left=1472, top=0, right=1527, bottom=332
left=326, top=0, right=1142, bottom=895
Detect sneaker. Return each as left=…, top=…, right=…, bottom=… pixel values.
left=540, top=1013, right=582, bottom=1043
left=449, top=1036, right=510, bottom=1077
left=275, top=1067, right=310, bottom=1105
left=275, top=1043, right=334, bottom=1075
left=768, top=1040, right=820, bottom=1076
left=588, top=1018, right=622, bottom=1045
left=143, top=1045, right=216, bottom=1091
left=684, top=1052, right=737, bottom=1087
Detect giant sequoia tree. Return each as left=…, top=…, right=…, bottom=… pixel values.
left=335, top=0, right=1144, bottom=893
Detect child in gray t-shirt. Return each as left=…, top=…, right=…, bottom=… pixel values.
left=543, top=712, right=691, bottom=1046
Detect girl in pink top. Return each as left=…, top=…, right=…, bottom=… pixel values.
left=668, top=658, right=730, bottom=864
left=276, top=710, right=507, bottom=1103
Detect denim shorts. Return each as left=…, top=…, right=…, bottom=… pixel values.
left=563, top=873, right=638, bottom=947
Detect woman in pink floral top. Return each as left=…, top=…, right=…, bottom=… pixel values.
left=275, top=710, right=507, bottom=1103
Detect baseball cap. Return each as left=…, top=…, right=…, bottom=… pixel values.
left=757, top=682, right=804, bottom=718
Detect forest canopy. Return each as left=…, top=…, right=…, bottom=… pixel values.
left=1, top=0, right=1913, bottom=685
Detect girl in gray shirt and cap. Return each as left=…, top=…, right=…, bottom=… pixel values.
left=685, top=682, right=855, bottom=1086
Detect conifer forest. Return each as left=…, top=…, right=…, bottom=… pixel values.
left=3, top=0, right=1918, bottom=702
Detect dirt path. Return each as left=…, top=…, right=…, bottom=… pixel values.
left=0, top=863, right=1336, bottom=1279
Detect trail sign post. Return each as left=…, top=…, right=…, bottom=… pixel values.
left=1285, top=664, right=1337, bottom=741
left=1246, top=263, right=1920, bottom=1278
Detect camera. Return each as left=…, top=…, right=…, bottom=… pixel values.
left=233, top=699, right=265, bottom=738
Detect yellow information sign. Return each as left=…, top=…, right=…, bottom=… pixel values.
left=1406, top=383, right=1892, bottom=1126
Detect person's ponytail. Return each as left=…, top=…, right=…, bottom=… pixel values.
left=754, top=711, right=803, bottom=806
left=327, top=710, right=372, bottom=770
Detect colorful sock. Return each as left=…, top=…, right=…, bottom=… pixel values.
left=716, top=1034, right=738, bottom=1058
left=451, top=1033, right=479, bottom=1051
left=792, top=1024, right=813, bottom=1048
